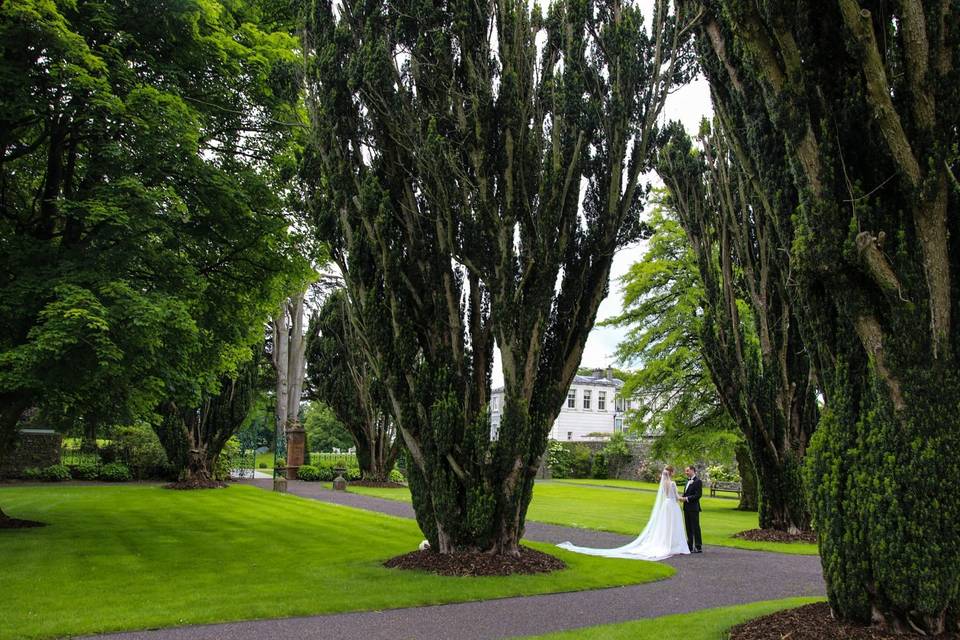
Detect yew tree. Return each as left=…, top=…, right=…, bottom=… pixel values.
left=305, top=290, right=400, bottom=482
left=303, top=0, right=693, bottom=554
left=682, top=0, right=959, bottom=632
left=659, top=124, right=817, bottom=532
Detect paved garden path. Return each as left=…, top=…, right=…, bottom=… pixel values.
left=82, top=480, right=824, bottom=640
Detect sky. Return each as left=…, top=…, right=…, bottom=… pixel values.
left=490, top=75, right=713, bottom=388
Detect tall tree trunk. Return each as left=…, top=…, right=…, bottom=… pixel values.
left=735, top=442, right=758, bottom=512
left=80, top=418, right=98, bottom=454
left=683, top=0, right=960, bottom=631
left=304, top=0, right=690, bottom=555
left=272, top=292, right=308, bottom=475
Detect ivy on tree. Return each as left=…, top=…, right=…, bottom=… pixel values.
left=682, top=0, right=960, bottom=632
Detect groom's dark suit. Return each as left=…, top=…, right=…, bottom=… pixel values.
left=682, top=475, right=703, bottom=552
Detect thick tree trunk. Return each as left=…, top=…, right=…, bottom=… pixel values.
left=750, top=444, right=807, bottom=532
left=735, top=443, right=758, bottom=512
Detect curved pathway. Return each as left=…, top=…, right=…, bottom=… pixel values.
left=80, top=480, right=824, bottom=640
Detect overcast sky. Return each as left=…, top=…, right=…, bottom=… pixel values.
left=490, top=75, right=713, bottom=388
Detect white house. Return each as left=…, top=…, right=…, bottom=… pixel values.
left=489, top=368, right=637, bottom=441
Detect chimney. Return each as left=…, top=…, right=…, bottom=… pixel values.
left=606, top=366, right=613, bottom=380
left=592, top=367, right=603, bottom=379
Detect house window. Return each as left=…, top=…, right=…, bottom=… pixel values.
left=583, top=390, right=592, bottom=410
left=567, top=390, right=576, bottom=409
left=567, top=431, right=573, bottom=440
left=598, top=391, right=606, bottom=411
left=491, top=397, right=499, bottom=413
left=616, top=397, right=625, bottom=412
left=615, top=417, right=623, bottom=432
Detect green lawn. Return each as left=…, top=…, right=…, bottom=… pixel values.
left=512, top=597, right=824, bottom=639
left=343, top=480, right=819, bottom=555
left=0, top=484, right=672, bottom=640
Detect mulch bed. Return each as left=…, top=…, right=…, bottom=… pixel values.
left=349, top=480, right=407, bottom=489
left=729, top=603, right=959, bottom=640
left=384, top=546, right=566, bottom=577
left=164, top=479, right=228, bottom=490
left=0, top=516, right=46, bottom=529
left=734, top=528, right=817, bottom=544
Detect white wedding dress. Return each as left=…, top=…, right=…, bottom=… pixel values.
left=557, top=472, right=690, bottom=561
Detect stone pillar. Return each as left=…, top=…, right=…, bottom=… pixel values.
left=285, top=426, right=306, bottom=480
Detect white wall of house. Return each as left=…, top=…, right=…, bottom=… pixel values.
left=489, top=370, right=636, bottom=442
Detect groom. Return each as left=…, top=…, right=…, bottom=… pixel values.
left=679, top=465, right=703, bottom=553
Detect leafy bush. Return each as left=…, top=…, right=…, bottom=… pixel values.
left=213, top=436, right=241, bottom=481
left=40, top=464, right=72, bottom=481
left=601, top=432, right=632, bottom=478
left=546, top=440, right=573, bottom=478
left=104, top=424, right=169, bottom=479
left=591, top=452, right=608, bottom=479
left=21, top=467, right=41, bottom=480
left=275, top=457, right=286, bottom=469
left=389, top=468, right=405, bottom=483
left=706, top=463, right=739, bottom=483
left=100, top=462, right=132, bottom=482
left=258, top=462, right=268, bottom=469
left=297, top=465, right=321, bottom=481
left=569, top=444, right=593, bottom=478
left=71, top=463, right=100, bottom=480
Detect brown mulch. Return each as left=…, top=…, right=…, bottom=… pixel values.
left=384, top=546, right=566, bottom=577
left=164, top=479, right=228, bottom=490
left=734, top=527, right=817, bottom=544
left=0, top=516, right=46, bottom=529
left=349, top=480, right=407, bottom=489
left=729, top=603, right=959, bottom=640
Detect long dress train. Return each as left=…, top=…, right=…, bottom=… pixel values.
left=557, top=472, right=690, bottom=561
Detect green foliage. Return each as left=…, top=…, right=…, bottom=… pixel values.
left=21, top=467, right=41, bottom=481
left=604, top=202, right=741, bottom=465
left=303, top=0, right=694, bottom=553
left=590, top=452, right=608, bottom=480
left=601, top=433, right=632, bottom=478
left=302, top=402, right=352, bottom=453
left=99, top=463, right=131, bottom=482
left=546, top=440, right=573, bottom=478
left=105, top=424, right=169, bottom=480
left=40, top=464, right=71, bottom=482
left=296, top=465, right=321, bottom=481
left=706, top=464, right=739, bottom=484
left=258, top=462, right=268, bottom=469
left=70, top=463, right=99, bottom=481
left=213, top=437, right=242, bottom=482
left=0, top=0, right=311, bottom=450
left=388, top=468, right=405, bottom=484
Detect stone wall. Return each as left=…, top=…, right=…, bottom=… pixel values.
left=0, top=430, right=62, bottom=478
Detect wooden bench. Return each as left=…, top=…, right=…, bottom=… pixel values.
left=709, top=481, right=742, bottom=498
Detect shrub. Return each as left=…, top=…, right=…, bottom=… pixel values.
left=546, top=440, right=573, bottom=478
left=21, top=467, right=41, bottom=480
left=591, top=452, right=608, bottom=479
left=297, top=465, right=321, bottom=481
left=40, top=464, right=72, bottom=481
left=213, top=436, right=241, bottom=481
left=601, top=432, right=632, bottom=478
left=107, top=424, right=169, bottom=479
left=258, top=462, right=268, bottom=469
left=569, top=444, right=593, bottom=478
left=100, top=462, right=132, bottom=482
left=275, top=457, right=286, bottom=469
left=71, top=463, right=100, bottom=480
left=706, top=463, right=739, bottom=483
left=347, top=466, right=362, bottom=481
left=389, top=468, right=405, bottom=483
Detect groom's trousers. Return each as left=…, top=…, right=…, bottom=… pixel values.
left=684, top=509, right=702, bottom=551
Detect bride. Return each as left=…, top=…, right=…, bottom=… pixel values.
left=557, top=465, right=690, bottom=561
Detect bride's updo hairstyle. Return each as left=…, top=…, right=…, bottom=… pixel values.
left=663, top=465, right=674, bottom=475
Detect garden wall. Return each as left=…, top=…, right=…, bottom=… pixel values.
left=0, top=429, right=62, bottom=478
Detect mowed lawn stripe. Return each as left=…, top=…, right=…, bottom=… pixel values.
left=0, top=484, right=672, bottom=640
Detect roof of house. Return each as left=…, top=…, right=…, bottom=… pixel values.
left=492, top=373, right=624, bottom=394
